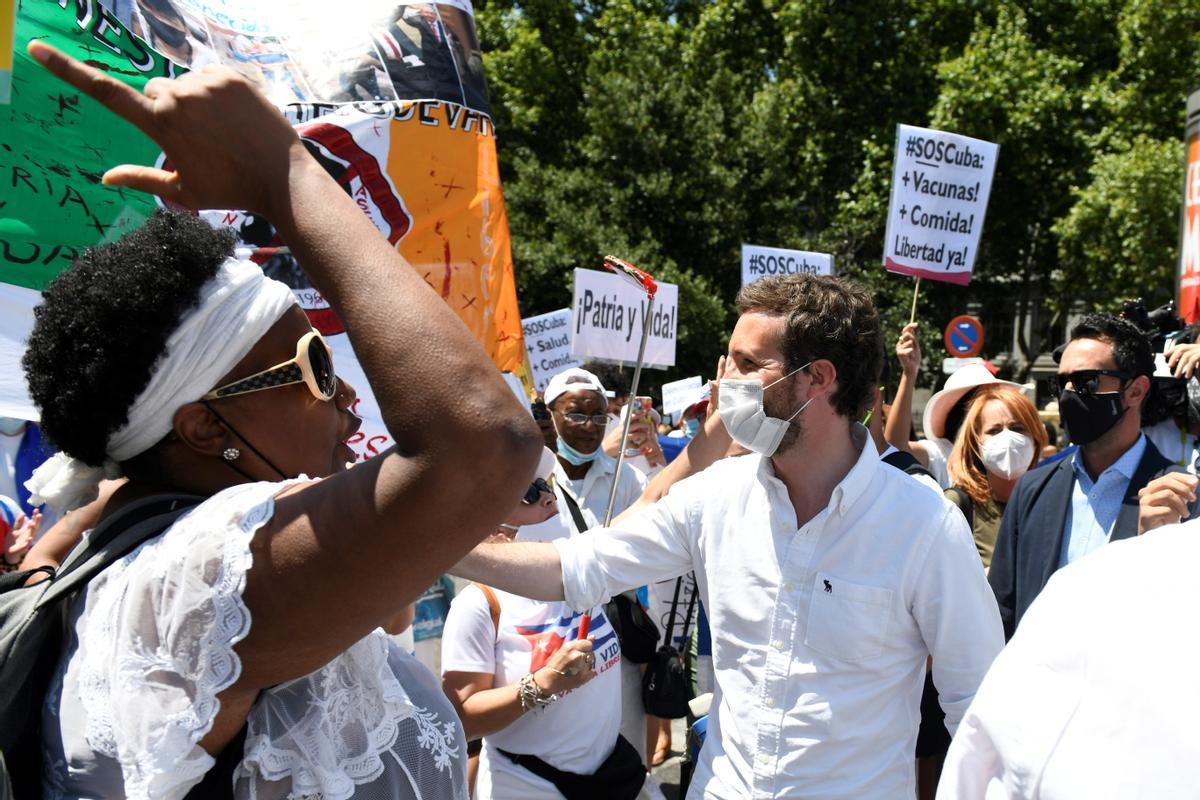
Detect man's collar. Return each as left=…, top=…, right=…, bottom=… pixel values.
left=1073, top=432, right=1147, bottom=483
left=593, top=451, right=617, bottom=475
left=760, top=422, right=878, bottom=517
left=834, top=424, right=879, bottom=515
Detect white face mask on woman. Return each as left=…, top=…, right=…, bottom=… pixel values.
left=718, top=363, right=812, bottom=457
left=980, top=429, right=1035, bottom=480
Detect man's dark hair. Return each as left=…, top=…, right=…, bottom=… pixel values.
left=23, top=210, right=236, bottom=466
left=1068, top=312, right=1155, bottom=379
left=735, top=275, right=884, bottom=419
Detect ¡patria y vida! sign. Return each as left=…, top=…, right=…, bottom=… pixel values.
left=521, top=308, right=583, bottom=393
left=884, top=124, right=999, bottom=286
left=570, top=268, right=678, bottom=368
left=741, top=244, right=833, bottom=286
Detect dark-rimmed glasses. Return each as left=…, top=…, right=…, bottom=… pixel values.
left=202, top=330, right=336, bottom=402
left=1049, top=369, right=1134, bottom=397
left=522, top=477, right=554, bottom=505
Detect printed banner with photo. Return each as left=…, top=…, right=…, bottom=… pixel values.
left=0, top=0, right=523, bottom=461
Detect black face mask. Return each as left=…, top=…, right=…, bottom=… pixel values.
left=1059, top=388, right=1126, bottom=446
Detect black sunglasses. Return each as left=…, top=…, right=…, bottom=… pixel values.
left=521, top=477, right=553, bottom=505
left=1049, top=369, right=1134, bottom=397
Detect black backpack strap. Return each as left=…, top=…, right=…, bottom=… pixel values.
left=556, top=485, right=590, bottom=536
left=38, top=494, right=202, bottom=608
left=881, top=448, right=922, bottom=472
left=944, top=487, right=974, bottom=531
left=661, top=576, right=684, bottom=645
left=676, top=573, right=698, bottom=647
left=0, top=566, right=54, bottom=593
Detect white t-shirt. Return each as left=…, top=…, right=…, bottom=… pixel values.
left=915, top=436, right=954, bottom=488
left=0, top=429, right=23, bottom=509
left=441, top=587, right=623, bottom=797
left=879, top=445, right=944, bottom=495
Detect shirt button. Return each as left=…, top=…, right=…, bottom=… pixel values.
left=773, top=640, right=786, bottom=651
left=783, top=581, right=795, bottom=592
left=757, top=753, right=770, bottom=765
left=765, top=697, right=776, bottom=708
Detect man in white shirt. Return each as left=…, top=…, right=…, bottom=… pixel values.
left=938, top=520, right=1200, bottom=800
left=455, top=274, right=1003, bottom=798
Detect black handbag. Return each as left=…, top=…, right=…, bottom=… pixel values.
left=642, top=574, right=697, bottom=718
left=556, top=486, right=660, bottom=664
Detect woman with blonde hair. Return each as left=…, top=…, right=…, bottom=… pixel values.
left=946, top=384, right=1048, bottom=570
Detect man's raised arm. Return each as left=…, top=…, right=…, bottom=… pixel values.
left=451, top=541, right=566, bottom=602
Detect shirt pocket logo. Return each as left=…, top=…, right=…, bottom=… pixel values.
left=803, top=573, right=894, bottom=662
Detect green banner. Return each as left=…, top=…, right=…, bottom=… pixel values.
left=0, top=0, right=177, bottom=290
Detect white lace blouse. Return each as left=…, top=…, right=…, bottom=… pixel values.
left=41, top=480, right=467, bottom=800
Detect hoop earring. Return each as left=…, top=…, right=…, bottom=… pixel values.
left=223, top=447, right=241, bottom=462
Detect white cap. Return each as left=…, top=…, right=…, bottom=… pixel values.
left=544, top=368, right=607, bottom=407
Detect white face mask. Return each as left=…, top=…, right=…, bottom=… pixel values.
left=980, top=429, right=1035, bottom=480
left=718, top=363, right=812, bottom=457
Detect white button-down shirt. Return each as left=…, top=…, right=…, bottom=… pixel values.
left=1059, top=433, right=1146, bottom=567
left=939, top=521, right=1200, bottom=800
left=554, top=428, right=1004, bottom=799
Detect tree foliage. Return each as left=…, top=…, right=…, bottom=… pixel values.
left=477, top=0, right=1200, bottom=389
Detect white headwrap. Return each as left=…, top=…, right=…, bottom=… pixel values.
left=26, top=258, right=298, bottom=513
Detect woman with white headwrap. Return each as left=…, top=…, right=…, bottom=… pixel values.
left=20, top=43, right=542, bottom=799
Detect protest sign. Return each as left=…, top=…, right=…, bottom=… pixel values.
left=661, top=376, right=704, bottom=419
left=741, top=244, right=833, bottom=286
left=884, top=124, right=999, bottom=286
left=570, top=268, right=678, bottom=368
left=0, top=0, right=524, bottom=465
left=522, top=308, right=582, bottom=392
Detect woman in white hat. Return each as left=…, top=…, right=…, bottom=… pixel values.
left=885, top=323, right=1025, bottom=489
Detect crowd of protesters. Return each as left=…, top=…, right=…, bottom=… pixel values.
left=3, top=40, right=1200, bottom=800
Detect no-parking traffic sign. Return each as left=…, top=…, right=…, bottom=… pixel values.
left=944, top=315, right=984, bottom=358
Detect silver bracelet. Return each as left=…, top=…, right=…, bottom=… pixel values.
left=517, top=672, right=557, bottom=712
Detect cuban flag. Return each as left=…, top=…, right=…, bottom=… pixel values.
left=0, top=494, right=20, bottom=545
left=516, top=607, right=618, bottom=674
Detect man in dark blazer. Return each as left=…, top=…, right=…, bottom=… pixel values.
left=989, top=313, right=1196, bottom=640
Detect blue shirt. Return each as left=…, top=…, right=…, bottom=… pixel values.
left=1059, top=434, right=1146, bottom=568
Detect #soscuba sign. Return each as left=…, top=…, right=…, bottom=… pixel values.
left=884, top=124, right=999, bottom=286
